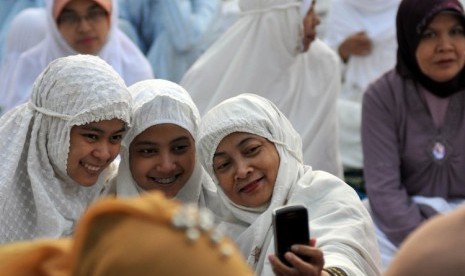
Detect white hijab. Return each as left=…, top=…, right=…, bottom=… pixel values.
left=0, top=0, right=153, bottom=114
left=181, top=0, right=342, bottom=177
left=115, top=79, right=216, bottom=207
left=197, top=94, right=382, bottom=275
left=0, top=54, right=132, bottom=243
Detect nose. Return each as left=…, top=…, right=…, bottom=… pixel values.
left=234, top=160, right=252, bottom=181
left=77, top=17, right=92, bottom=31
left=156, top=151, right=176, bottom=172
left=314, top=12, right=321, bottom=26
left=437, top=35, right=453, bottom=52
left=92, top=141, right=118, bottom=162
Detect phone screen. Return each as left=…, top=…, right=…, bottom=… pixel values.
left=273, top=205, right=310, bottom=266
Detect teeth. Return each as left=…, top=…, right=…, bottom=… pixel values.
left=83, top=163, right=100, bottom=172
left=151, top=176, right=177, bottom=184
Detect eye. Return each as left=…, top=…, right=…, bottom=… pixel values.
left=137, top=148, right=158, bottom=157
left=87, top=8, right=108, bottom=21
left=215, top=161, right=230, bottom=172
left=420, top=30, right=435, bottom=40
left=172, top=143, right=190, bottom=154
left=450, top=26, right=465, bottom=36
left=83, top=133, right=98, bottom=142
left=58, top=12, right=80, bottom=25
left=244, top=145, right=261, bottom=156
left=109, top=134, right=123, bottom=144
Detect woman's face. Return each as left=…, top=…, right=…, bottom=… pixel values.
left=416, top=12, right=465, bottom=82
left=67, top=118, right=127, bottom=186
left=129, top=124, right=196, bottom=198
left=213, top=132, right=280, bottom=208
left=57, top=0, right=110, bottom=54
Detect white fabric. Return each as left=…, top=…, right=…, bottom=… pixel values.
left=324, top=0, right=400, bottom=169
left=0, top=0, right=153, bottom=115
left=111, top=79, right=217, bottom=208
left=363, top=197, right=465, bottom=271
left=0, top=54, right=132, bottom=243
left=196, top=93, right=382, bottom=276
left=0, top=7, right=47, bottom=116
left=181, top=0, right=343, bottom=177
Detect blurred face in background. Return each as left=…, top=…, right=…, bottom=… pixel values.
left=416, top=12, right=465, bottom=82
left=56, top=0, right=110, bottom=54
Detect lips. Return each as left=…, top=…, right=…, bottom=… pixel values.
left=77, top=37, right=95, bottom=45
left=238, top=176, right=264, bottom=194
left=81, top=161, right=103, bottom=174
left=149, top=175, right=179, bottom=185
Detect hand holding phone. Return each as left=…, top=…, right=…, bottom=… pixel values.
left=272, top=204, right=310, bottom=267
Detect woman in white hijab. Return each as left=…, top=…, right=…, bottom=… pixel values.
left=0, top=54, right=132, bottom=243
left=104, top=79, right=218, bottom=209
left=181, top=0, right=342, bottom=177
left=196, top=93, right=381, bottom=276
left=0, top=0, right=153, bottom=115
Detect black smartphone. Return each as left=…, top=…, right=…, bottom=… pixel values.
left=272, top=204, right=310, bottom=267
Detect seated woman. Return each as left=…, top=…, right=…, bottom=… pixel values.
left=196, top=93, right=382, bottom=275
left=362, top=0, right=465, bottom=269
left=0, top=54, right=132, bottom=243
left=0, top=0, right=153, bottom=115
left=103, top=79, right=218, bottom=209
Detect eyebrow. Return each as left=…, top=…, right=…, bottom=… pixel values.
left=78, top=124, right=127, bottom=134
left=213, top=136, right=255, bottom=158
left=133, top=136, right=191, bottom=147
left=61, top=3, right=102, bottom=14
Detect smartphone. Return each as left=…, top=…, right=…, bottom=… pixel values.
left=272, top=204, right=310, bottom=267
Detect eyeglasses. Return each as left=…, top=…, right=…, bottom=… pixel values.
left=57, top=8, right=108, bottom=27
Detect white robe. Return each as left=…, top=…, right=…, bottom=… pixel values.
left=324, top=0, right=400, bottom=169
left=196, top=93, right=382, bottom=276
left=181, top=0, right=343, bottom=177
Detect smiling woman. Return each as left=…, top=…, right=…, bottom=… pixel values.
left=101, top=79, right=218, bottom=212
left=0, top=54, right=132, bottom=243
left=197, top=93, right=382, bottom=276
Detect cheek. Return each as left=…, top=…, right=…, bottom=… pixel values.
left=129, top=155, right=149, bottom=177
left=217, top=175, right=233, bottom=194
left=109, top=143, right=122, bottom=158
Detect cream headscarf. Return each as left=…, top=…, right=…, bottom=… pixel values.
left=197, top=94, right=382, bottom=275
left=0, top=54, right=132, bottom=243
left=115, top=79, right=216, bottom=207
left=0, top=191, right=253, bottom=276
left=0, top=0, right=153, bottom=114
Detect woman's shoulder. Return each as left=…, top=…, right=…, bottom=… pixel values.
left=364, top=68, right=409, bottom=103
